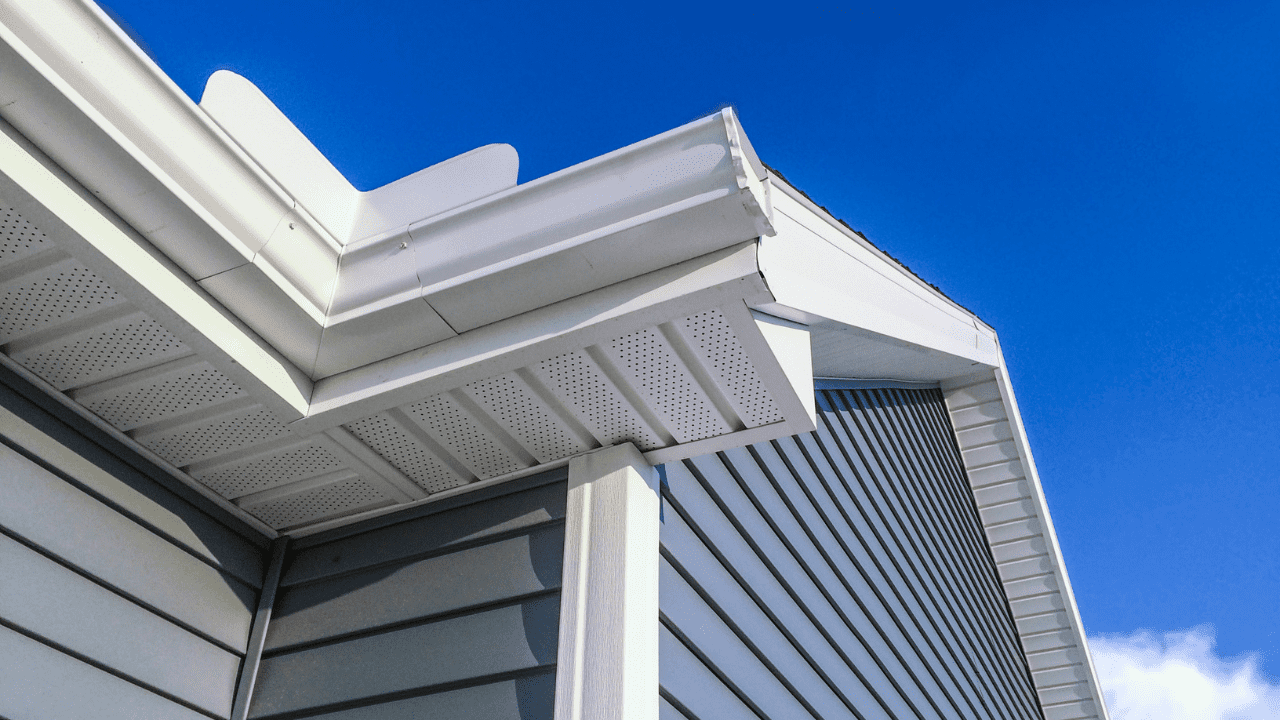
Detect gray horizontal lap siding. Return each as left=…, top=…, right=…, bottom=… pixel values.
left=0, top=368, right=267, bottom=720
left=248, top=471, right=568, bottom=720
left=659, top=387, right=1043, bottom=720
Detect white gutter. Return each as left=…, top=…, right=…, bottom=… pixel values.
left=208, top=76, right=776, bottom=378
left=0, top=0, right=295, bottom=280
left=0, top=0, right=774, bottom=383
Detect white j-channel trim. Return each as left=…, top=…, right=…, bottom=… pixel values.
left=283, top=456, right=572, bottom=539
left=556, top=443, right=660, bottom=720
left=640, top=420, right=792, bottom=466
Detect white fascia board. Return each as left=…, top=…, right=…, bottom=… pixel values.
left=295, top=241, right=774, bottom=433
left=745, top=309, right=816, bottom=434
left=640, top=420, right=793, bottom=465
left=401, top=110, right=768, bottom=296
left=942, top=353, right=1111, bottom=720
left=757, top=181, right=998, bottom=369
left=769, top=178, right=995, bottom=335
left=317, top=108, right=773, bottom=376
left=286, top=456, right=574, bottom=539
left=0, top=115, right=312, bottom=420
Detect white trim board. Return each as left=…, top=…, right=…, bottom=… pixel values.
left=942, top=362, right=1111, bottom=720
left=556, top=443, right=661, bottom=720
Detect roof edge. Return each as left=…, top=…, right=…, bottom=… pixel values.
left=0, top=4, right=777, bottom=384
left=942, top=361, right=1112, bottom=720
left=989, top=351, right=1112, bottom=720
left=767, top=173, right=992, bottom=335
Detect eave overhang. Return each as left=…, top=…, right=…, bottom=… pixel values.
left=0, top=0, right=818, bottom=534
left=0, top=5, right=1109, bottom=718
left=0, top=1, right=775, bottom=385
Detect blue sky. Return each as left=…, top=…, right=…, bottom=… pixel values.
left=102, top=0, right=1278, bottom=686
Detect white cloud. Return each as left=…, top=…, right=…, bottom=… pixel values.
left=1089, top=626, right=1280, bottom=720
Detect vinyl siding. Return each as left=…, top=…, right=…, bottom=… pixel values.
left=659, top=386, right=1043, bottom=720
left=247, top=470, right=567, bottom=719
left=0, top=366, right=267, bottom=720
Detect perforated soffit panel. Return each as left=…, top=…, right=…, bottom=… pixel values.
left=0, top=204, right=796, bottom=532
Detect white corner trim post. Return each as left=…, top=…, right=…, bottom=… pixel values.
left=555, top=443, right=661, bottom=720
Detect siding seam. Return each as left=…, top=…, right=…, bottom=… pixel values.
left=815, top=401, right=1018, bottom=717
left=278, top=516, right=567, bottom=591
left=803, top=414, right=1013, bottom=718
left=762, top=438, right=971, bottom=720
left=660, top=550, right=827, bottom=719
left=658, top=615, right=772, bottom=720
left=707, top=449, right=926, bottom=719
left=0, top=364, right=271, bottom=544
left=0, top=523, right=245, bottom=657
left=903, top=390, right=1045, bottom=698
left=657, top=688, right=700, bottom=720
left=0, top=616, right=222, bottom=720
left=825, top=392, right=1036, bottom=718
left=679, top=458, right=904, bottom=719
left=248, top=664, right=558, bottom=720
left=0, top=432, right=264, bottom=588
left=788, top=432, right=992, bottom=719
left=260, top=586, right=563, bottom=659
left=289, top=467, right=569, bottom=550
left=859, top=388, right=1044, bottom=715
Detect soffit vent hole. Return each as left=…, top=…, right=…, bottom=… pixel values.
left=193, top=443, right=345, bottom=498
left=678, top=309, right=782, bottom=427
left=466, top=375, right=587, bottom=461
left=248, top=475, right=388, bottom=528
left=84, top=365, right=246, bottom=430
left=0, top=264, right=123, bottom=343
left=344, top=414, right=463, bottom=494
left=404, top=395, right=524, bottom=480
left=609, top=327, right=727, bottom=442
left=531, top=350, right=662, bottom=450
left=0, top=207, right=50, bottom=263
left=139, top=406, right=290, bottom=467
left=14, top=316, right=190, bottom=389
